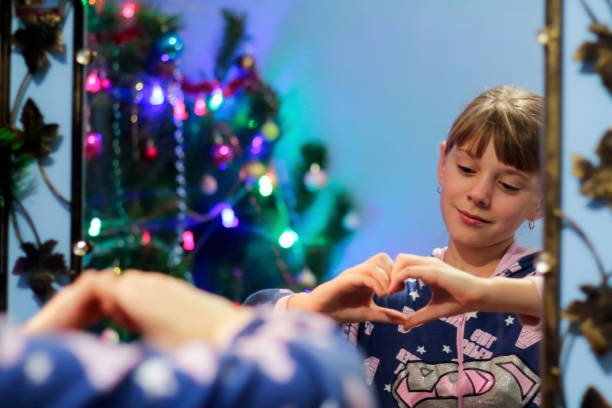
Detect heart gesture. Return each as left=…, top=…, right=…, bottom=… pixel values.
left=288, top=253, right=407, bottom=325
left=288, top=253, right=494, bottom=328
left=389, top=254, right=485, bottom=329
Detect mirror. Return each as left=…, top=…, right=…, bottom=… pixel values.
left=82, top=1, right=545, bottom=301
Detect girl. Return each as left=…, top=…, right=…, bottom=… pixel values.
left=245, top=85, right=545, bottom=408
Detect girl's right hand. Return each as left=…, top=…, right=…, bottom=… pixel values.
left=287, top=253, right=408, bottom=325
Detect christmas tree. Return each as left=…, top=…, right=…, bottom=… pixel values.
left=83, top=0, right=357, bottom=301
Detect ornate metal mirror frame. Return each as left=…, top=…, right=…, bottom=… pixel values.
left=541, top=0, right=563, bottom=406
left=0, top=0, right=85, bottom=310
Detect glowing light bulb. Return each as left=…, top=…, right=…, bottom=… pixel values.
left=173, top=101, right=187, bottom=120
left=258, top=175, right=274, bottom=197
left=84, top=132, right=102, bottom=159
left=221, top=207, right=238, bottom=228
left=209, top=88, right=224, bottom=111
left=122, top=2, right=136, bottom=18
left=86, top=72, right=101, bottom=93
left=143, top=140, right=158, bottom=160
left=261, top=120, right=280, bottom=141
left=194, top=97, right=207, bottom=116
left=86, top=133, right=99, bottom=146
left=250, top=134, right=264, bottom=155
left=150, top=84, right=164, bottom=105
left=88, top=217, right=101, bottom=237
left=142, top=231, right=151, bottom=244
left=251, top=135, right=264, bottom=148
left=182, top=230, right=195, bottom=251
left=279, top=229, right=298, bottom=249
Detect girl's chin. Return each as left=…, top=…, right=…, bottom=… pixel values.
left=450, top=234, right=515, bottom=250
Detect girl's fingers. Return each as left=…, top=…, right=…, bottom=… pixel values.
left=402, top=304, right=446, bottom=329
left=352, top=263, right=391, bottom=295
left=368, top=304, right=409, bottom=325
left=389, top=265, right=435, bottom=294
left=351, top=273, right=388, bottom=298
left=24, top=270, right=118, bottom=332
left=392, top=254, right=437, bottom=275
left=365, top=253, right=394, bottom=271
left=370, top=265, right=391, bottom=290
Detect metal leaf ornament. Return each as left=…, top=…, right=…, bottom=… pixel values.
left=12, top=240, right=70, bottom=302
left=575, top=23, right=612, bottom=94
left=572, top=129, right=612, bottom=207
left=12, top=13, right=66, bottom=76
left=19, top=99, right=60, bottom=159
left=581, top=386, right=612, bottom=408
left=562, top=284, right=612, bottom=357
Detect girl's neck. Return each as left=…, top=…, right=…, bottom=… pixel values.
left=444, top=238, right=515, bottom=278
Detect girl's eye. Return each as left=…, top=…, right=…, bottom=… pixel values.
left=500, top=182, right=520, bottom=192
left=457, top=165, right=475, bottom=174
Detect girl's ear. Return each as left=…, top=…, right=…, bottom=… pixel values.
left=528, top=197, right=545, bottom=222
left=437, top=141, right=447, bottom=187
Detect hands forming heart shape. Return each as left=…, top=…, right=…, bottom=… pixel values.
left=288, top=253, right=486, bottom=329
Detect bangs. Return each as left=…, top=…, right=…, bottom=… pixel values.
left=445, top=91, right=541, bottom=174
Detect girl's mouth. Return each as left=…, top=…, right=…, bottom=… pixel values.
left=457, top=209, right=490, bottom=226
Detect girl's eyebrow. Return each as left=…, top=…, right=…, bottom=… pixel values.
left=456, top=148, right=531, bottom=181
left=501, top=168, right=531, bottom=182
left=457, top=148, right=478, bottom=158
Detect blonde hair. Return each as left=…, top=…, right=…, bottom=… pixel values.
left=444, top=86, right=543, bottom=173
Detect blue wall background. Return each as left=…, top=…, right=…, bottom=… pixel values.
left=560, top=1, right=612, bottom=405
left=8, top=1, right=612, bottom=405
left=159, top=0, right=544, bottom=277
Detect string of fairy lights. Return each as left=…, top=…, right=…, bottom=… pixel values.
left=82, top=0, right=359, bottom=288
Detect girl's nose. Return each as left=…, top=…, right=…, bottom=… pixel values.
left=467, top=178, right=492, bottom=208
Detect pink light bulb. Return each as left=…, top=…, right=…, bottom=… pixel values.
left=86, top=72, right=101, bottom=93
left=122, top=2, right=136, bottom=18
left=182, top=230, right=195, bottom=251
left=173, top=101, right=188, bottom=120
left=194, top=97, right=207, bottom=116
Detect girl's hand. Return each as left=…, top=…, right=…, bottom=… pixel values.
left=388, top=254, right=485, bottom=329
left=23, top=270, right=119, bottom=333
left=112, top=270, right=253, bottom=348
left=289, top=253, right=407, bottom=325
left=24, top=270, right=253, bottom=349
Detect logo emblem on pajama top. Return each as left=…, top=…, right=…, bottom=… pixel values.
left=391, top=354, right=539, bottom=407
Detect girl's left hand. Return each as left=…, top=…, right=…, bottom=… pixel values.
left=388, top=254, right=486, bottom=329
left=23, top=270, right=120, bottom=333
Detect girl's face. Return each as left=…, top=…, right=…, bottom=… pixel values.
left=437, top=139, right=542, bottom=250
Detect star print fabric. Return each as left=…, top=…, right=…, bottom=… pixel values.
left=244, top=243, right=543, bottom=407
left=0, top=311, right=373, bottom=408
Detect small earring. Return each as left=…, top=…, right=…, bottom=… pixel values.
left=528, top=220, right=535, bottom=230
left=437, top=186, right=441, bottom=194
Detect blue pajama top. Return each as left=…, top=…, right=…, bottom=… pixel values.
left=0, top=310, right=374, bottom=408
left=244, top=243, right=543, bottom=408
